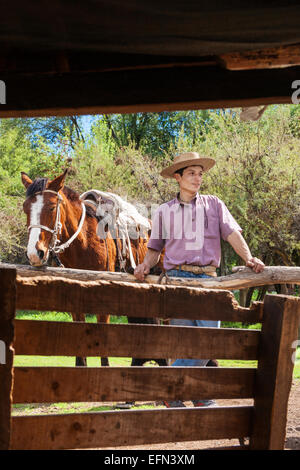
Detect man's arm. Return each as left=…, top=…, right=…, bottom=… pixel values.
left=227, top=230, right=265, bottom=273
left=134, top=248, right=161, bottom=281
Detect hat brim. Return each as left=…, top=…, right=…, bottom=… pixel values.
left=160, top=158, right=215, bottom=178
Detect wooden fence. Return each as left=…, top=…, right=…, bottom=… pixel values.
left=0, top=264, right=299, bottom=450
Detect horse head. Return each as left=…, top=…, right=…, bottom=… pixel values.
left=21, top=170, right=68, bottom=266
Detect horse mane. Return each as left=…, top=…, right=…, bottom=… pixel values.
left=26, top=178, right=98, bottom=220
left=26, top=178, right=48, bottom=198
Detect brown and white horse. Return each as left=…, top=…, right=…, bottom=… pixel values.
left=21, top=169, right=164, bottom=368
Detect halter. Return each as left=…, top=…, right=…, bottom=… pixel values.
left=27, top=189, right=86, bottom=259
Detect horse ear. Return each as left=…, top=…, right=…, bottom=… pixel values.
left=48, top=169, right=68, bottom=192
left=21, top=172, right=33, bottom=189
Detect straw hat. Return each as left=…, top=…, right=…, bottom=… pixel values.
left=160, top=152, right=215, bottom=178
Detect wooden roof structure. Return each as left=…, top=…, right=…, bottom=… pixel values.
left=1, top=1, right=300, bottom=117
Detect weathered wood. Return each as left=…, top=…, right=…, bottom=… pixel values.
left=10, top=406, right=253, bottom=450
left=231, top=265, right=300, bottom=287
left=4, top=262, right=300, bottom=290
left=12, top=366, right=256, bottom=404
left=250, top=294, right=300, bottom=450
left=14, top=320, right=260, bottom=360
left=4, top=260, right=298, bottom=450
left=0, top=50, right=217, bottom=75
left=0, top=266, right=16, bottom=450
left=220, top=44, right=300, bottom=70
left=15, top=277, right=263, bottom=323
left=0, top=62, right=298, bottom=118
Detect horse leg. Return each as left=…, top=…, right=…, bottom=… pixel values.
left=96, top=314, right=110, bottom=366
left=71, top=312, right=87, bottom=367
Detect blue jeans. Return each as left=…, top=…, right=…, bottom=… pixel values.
left=167, top=268, right=220, bottom=367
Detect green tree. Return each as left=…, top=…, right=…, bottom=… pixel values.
left=93, top=111, right=211, bottom=157
left=0, top=116, right=86, bottom=150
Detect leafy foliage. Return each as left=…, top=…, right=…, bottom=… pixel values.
left=1, top=106, right=300, bottom=273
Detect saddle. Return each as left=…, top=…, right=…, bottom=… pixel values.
left=80, top=190, right=151, bottom=271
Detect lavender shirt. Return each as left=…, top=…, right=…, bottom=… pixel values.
left=147, top=193, right=242, bottom=270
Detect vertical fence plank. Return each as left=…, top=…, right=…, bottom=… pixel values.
left=0, top=266, right=16, bottom=450
left=250, top=294, right=300, bottom=450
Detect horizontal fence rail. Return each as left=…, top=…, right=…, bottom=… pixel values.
left=14, top=320, right=260, bottom=360
left=5, top=261, right=300, bottom=290
left=13, top=366, right=256, bottom=404
left=16, top=276, right=263, bottom=323
left=10, top=406, right=253, bottom=450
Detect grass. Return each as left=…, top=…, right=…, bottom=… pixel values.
left=12, top=310, right=300, bottom=416
left=16, top=310, right=128, bottom=324
left=12, top=401, right=159, bottom=417
left=12, top=402, right=117, bottom=416
left=13, top=355, right=131, bottom=367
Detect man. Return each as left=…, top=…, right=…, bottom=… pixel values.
left=134, top=152, right=265, bottom=408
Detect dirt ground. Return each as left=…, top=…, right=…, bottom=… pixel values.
left=97, top=380, right=300, bottom=451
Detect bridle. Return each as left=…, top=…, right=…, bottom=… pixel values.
left=27, top=189, right=86, bottom=264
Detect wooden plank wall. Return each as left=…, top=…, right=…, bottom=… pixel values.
left=2, top=268, right=298, bottom=450
left=9, top=273, right=262, bottom=450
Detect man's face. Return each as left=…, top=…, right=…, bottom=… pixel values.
left=174, top=165, right=203, bottom=192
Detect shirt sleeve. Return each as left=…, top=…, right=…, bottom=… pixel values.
left=147, top=206, right=165, bottom=252
left=216, top=197, right=242, bottom=241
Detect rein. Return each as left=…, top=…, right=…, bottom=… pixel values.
left=27, top=189, right=86, bottom=263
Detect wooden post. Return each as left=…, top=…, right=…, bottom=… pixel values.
left=239, top=288, right=248, bottom=307
left=250, top=294, right=300, bottom=450
left=0, top=266, right=16, bottom=450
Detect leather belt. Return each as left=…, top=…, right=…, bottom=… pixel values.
left=174, top=264, right=217, bottom=277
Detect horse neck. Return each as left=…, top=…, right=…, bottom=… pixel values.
left=59, top=195, right=85, bottom=243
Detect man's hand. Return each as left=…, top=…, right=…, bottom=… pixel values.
left=134, top=262, right=151, bottom=281
left=134, top=248, right=161, bottom=281
left=246, top=257, right=265, bottom=273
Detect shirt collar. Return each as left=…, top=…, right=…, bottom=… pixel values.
left=175, top=192, right=201, bottom=206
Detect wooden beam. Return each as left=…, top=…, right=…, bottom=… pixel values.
left=15, top=276, right=262, bottom=323
left=0, top=266, right=16, bottom=450
left=7, top=262, right=300, bottom=290
left=14, top=320, right=260, bottom=360
left=0, top=64, right=299, bottom=118
left=250, top=294, right=300, bottom=450
left=220, top=44, right=300, bottom=70
left=12, top=366, right=255, bottom=404
left=0, top=50, right=217, bottom=75
left=10, top=406, right=253, bottom=450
